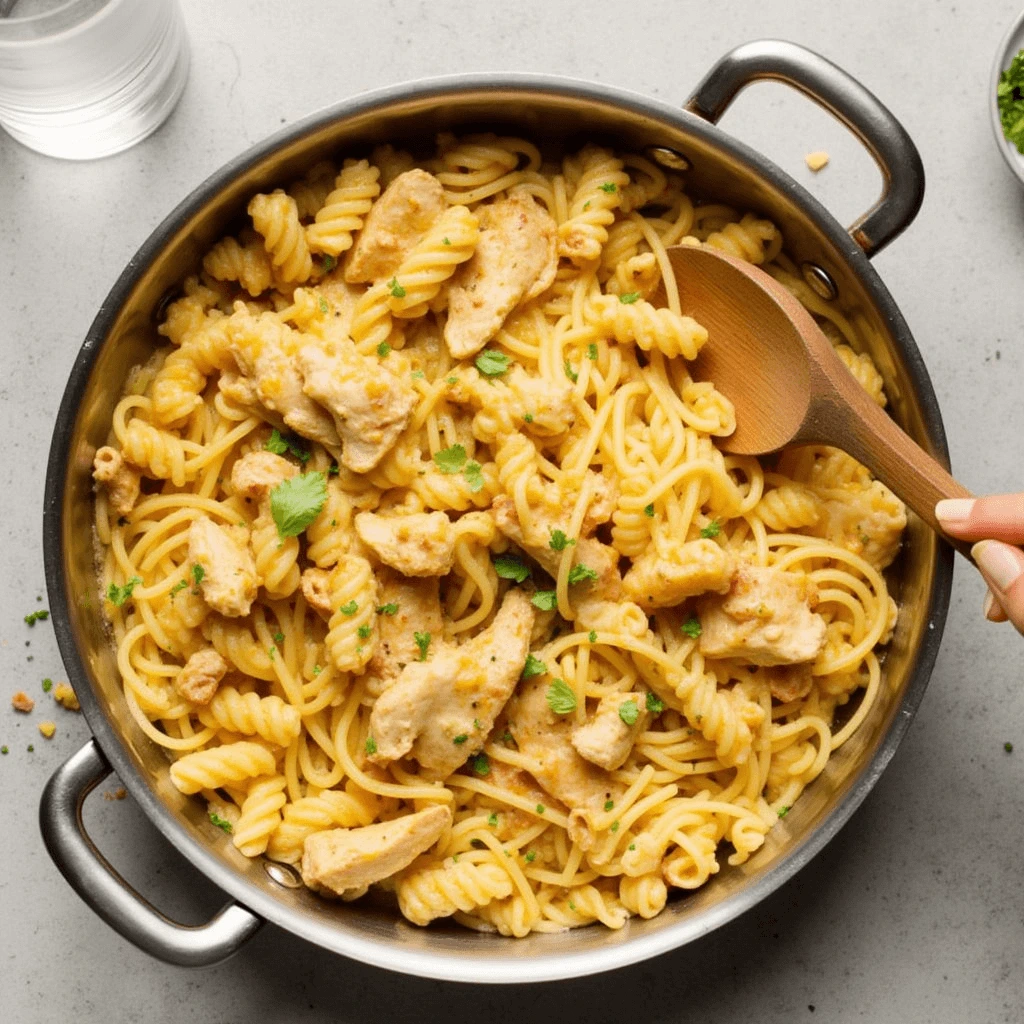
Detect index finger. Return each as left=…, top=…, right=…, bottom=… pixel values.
left=935, top=494, right=1024, bottom=544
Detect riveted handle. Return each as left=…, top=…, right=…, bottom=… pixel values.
left=39, top=739, right=262, bottom=966
left=686, top=39, right=925, bottom=257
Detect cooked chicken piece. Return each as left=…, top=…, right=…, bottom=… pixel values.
left=582, top=473, right=618, bottom=533
left=230, top=450, right=297, bottom=500
left=444, top=193, right=558, bottom=359
left=698, top=564, right=827, bottom=666
left=227, top=308, right=342, bottom=451
left=187, top=517, right=259, bottom=618
left=505, top=676, right=623, bottom=847
left=364, top=573, right=445, bottom=698
left=765, top=663, right=814, bottom=703
left=571, top=692, right=648, bottom=771
left=297, top=344, right=416, bottom=473
left=344, top=168, right=447, bottom=284
left=485, top=759, right=565, bottom=842
left=812, top=479, right=906, bottom=570
left=11, top=691, right=34, bottom=713
left=92, top=446, right=141, bottom=516
left=622, top=538, right=733, bottom=610
left=368, top=590, right=534, bottom=779
left=354, top=510, right=455, bottom=576
left=218, top=370, right=262, bottom=410
left=301, top=804, right=452, bottom=897
left=175, top=648, right=228, bottom=705
left=300, top=567, right=334, bottom=621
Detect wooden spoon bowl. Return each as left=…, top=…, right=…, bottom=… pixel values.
left=666, top=243, right=974, bottom=558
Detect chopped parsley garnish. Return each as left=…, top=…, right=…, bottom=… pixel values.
left=463, top=460, right=484, bottom=493
left=339, top=601, right=358, bottom=616
left=365, top=736, right=378, bottom=755
left=411, top=369, right=425, bottom=379
left=473, top=719, right=481, bottom=730
left=472, top=752, right=490, bottom=776
left=643, top=503, right=655, bottom=518
left=567, top=563, right=598, bottom=585
left=357, top=623, right=372, bottom=640
left=442, top=237, right=451, bottom=246
left=170, top=579, right=188, bottom=598
left=328, top=463, right=340, bottom=475
left=387, top=277, right=406, bottom=298
left=272, top=631, right=284, bottom=645
left=588, top=630, right=597, bottom=643
left=778, top=806, right=790, bottom=818
left=646, top=692, right=665, bottom=715
left=531, top=590, right=557, bottom=611
left=680, top=615, right=702, bottom=639
left=604, top=799, right=614, bottom=811
left=0, top=746, right=7, bottom=755
left=414, top=631, right=431, bottom=661
left=106, top=577, right=142, bottom=607
left=586, top=342, right=598, bottom=361
left=628, top=843, right=636, bottom=851
left=998, top=48, right=1024, bottom=153
left=41, top=678, right=53, bottom=693
left=322, top=254, right=337, bottom=273
left=433, top=443, right=467, bottom=475
left=264, top=428, right=311, bottom=464
left=536, top=804, right=546, bottom=815
left=599, top=181, right=618, bottom=193
left=270, top=471, right=327, bottom=538
left=521, top=653, right=547, bottom=679
left=610, top=820, right=620, bottom=833
left=191, top=564, right=205, bottom=587
left=618, top=699, right=640, bottom=726
left=501, top=730, right=513, bottom=743
left=376, top=603, right=399, bottom=616
left=525, top=850, right=536, bottom=863
left=546, top=679, right=577, bottom=715
left=377, top=341, right=391, bottom=358
left=475, top=349, right=512, bottom=377
left=446, top=376, right=458, bottom=385
left=563, top=359, right=578, bottom=383
left=523, top=413, right=534, bottom=423
left=1006, top=741, right=1014, bottom=753
left=318, top=296, right=329, bottom=314
left=487, top=812, right=498, bottom=826
left=618, top=291, right=641, bottom=304
left=23, top=609, right=50, bottom=625
left=209, top=812, right=233, bottom=834
left=548, top=529, right=575, bottom=552
left=312, top=665, right=322, bottom=676
left=453, top=734, right=468, bottom=745
left=494, top=554, right=531, bottom=583
left=700, top=520, right=722, bottom=539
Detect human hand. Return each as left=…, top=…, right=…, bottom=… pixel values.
left=936, top=495, right=1024, bottom=632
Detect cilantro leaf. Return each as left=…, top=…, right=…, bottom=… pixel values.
left=680, top=615, right=702, bottom=639
left=521, top=653, right=547, bottom=679
left=272, top=631, right=284, bottom=644
left=998, top=49, right=1024, bottom=153
left=546, top=679, right=577, bottom=715
left=365, top=736, right=377, bottom=756
left=586, top=342, right=598, bottom=361
left=604, top=799, right=614, bottom=811
left=377, top=341, right=391, bottom=358
left=646, top=692, right=665, bottom=715
left=339, top=600, right=358, bottom=616
left=23, top=609, right=50, bottom=625
left=265, top=429, right=289, bottom=456
left=525, top=850, right=537, bottom=863
left=531, top=590, right=557, bottom=611
left=106, top=577, right=142, bottom=607
left=463, top=460, right=484, bottom=493
left=700, top=520, right=722, bottom=539
left=778, top=805, right=790, bottom=818
left=41, top=678, right=53, bottom=693
left=643, top=503, right=655, bottom=518
left=357, top=623, right=372, bottom=640
left=433, top=444, right=467, bottom=474
left=387, top=276, right=406, bottom=298
left=618, top=291, right=641, bottom=304
left=318, top=296, right=329, bottom=314
left=472, top=752, right=490, bottom=776
left=475, top=349, right=512, bottom=377
left=414, top=631, right=431, bottom=661
left=169, top=579, right=188, bottom=598
left=599, top=181, right=618, bottom=193
left=563, top=359, right=578, bottom=383
left=209, top=812, right=233, bottom=834
left=588, top=630, right=597, bottom=643
left=270, top=471, right=327, bottom=538
left=548, top=529, right=575, bottom=552
left=567, top=563, right=598, bottom=585
left=376, top=603, right=399, bottom=616
left=523, top=413, right=534, bottom=423
left=191, top=564, right=205, bottom=587
left=494, top=554, right=531, bottom=583
left=453, top=734, right=468, bottom=745
left=487, top=811, right=498, bottom=827
left=618, top=699, right=640, bottom=726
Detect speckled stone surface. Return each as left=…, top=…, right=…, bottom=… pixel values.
left=3, top=1, right=1024, bottom=1020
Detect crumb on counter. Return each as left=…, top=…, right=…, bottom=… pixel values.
left=53, top=682, right=80, bottom=711
left=804, top=151, right=829, bottom=172
left=11, top=691, right=34, bottom=713
left=103, top=787, right=127, bottom=801
left=38, top=721, right=56, bottom=739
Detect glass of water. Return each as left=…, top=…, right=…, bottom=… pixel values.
left=0, top=0, right=189, bottom=160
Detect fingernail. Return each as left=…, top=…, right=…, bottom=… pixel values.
left=972, top=541, right=1023, bottom=592
left=936, top=498, right=974, bottom=524
left=983, top=590, right=999, bottom=620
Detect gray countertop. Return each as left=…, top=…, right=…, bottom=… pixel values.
left=3, top=1, right=1024, bottom=1020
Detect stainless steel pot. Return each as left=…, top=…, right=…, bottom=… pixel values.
left=39, top=40, right=953, bottom=983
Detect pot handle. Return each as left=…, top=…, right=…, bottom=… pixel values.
left=39, top=739, right=262, bottom=966
left=685, top=39, right=924, bottom=257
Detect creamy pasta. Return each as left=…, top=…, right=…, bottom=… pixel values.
left=92, top=133, right=906, bottom=936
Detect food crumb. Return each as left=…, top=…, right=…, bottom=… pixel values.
left=804, top=151, right=829, bottom=172
left=53, top=682, right=80, bottom=712
left=1, top=745, right=8, bottom=755
left=11, top=691, right=35, bottom=713
left=1005, top=741, right=1014, bottom=753
left=38, top=721, right=56, bottom=739
left=103, top=787, right=127, bottom=801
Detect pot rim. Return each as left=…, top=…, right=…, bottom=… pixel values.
left=43, top=69, right=953, bottom=983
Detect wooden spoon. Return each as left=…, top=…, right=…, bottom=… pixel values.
left=665, top=243, right=974, bottom=559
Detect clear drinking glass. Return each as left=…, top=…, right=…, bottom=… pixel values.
left=0, top=0, right=189, bottom=160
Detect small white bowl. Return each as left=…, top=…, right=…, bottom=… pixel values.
left=991, top=8, right=1024, bottom=184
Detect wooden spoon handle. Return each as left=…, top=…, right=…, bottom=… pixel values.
left=805, top=356, right=976, bottom=561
